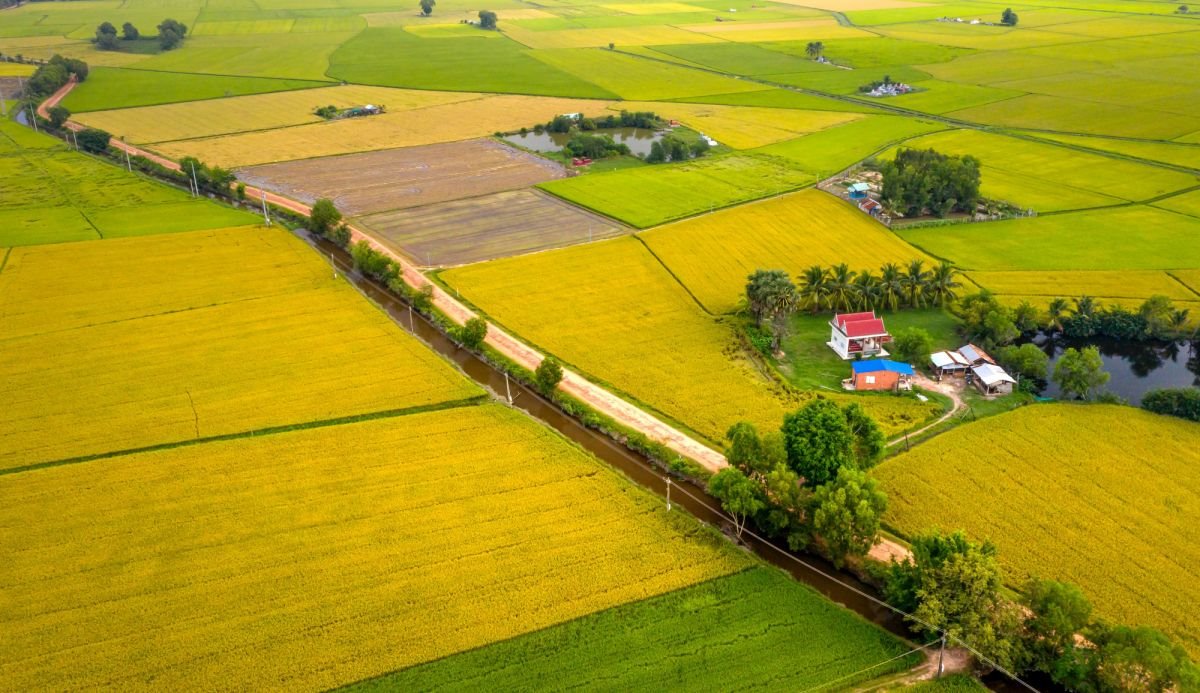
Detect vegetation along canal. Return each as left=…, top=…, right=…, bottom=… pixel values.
left=309, top=230, right=1053, bottom=693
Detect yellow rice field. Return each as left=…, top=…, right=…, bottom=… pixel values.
left=621, top=101, right=863, bottom=149
left=73, top=86, right=477, bottom=144
left=0, top=227, right=480, bottom=468
left=874, top=404, right=1200, bottom=656
left=153, top=94, right=619, bottom=167
left=0, top=62, right=35, bottom=76
left=642, top=189, right=933, bottom=314
left=444, top=236, right=937, bottom=442
left=678, top=18, right=871, bottom=42
left=968, top=270, right=1200, bottom=303
left=502, top=24, right=722, bottom=50
left=0, top=404, right=745, bottom=690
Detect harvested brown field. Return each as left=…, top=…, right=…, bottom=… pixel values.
left=360, top=189, right=628, bottom=266
left=236, top=139, right=567, bottom=216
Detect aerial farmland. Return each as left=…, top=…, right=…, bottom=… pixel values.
left=2, top=0, right=1199, bottom=689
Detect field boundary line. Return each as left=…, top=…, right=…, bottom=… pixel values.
left=1166, top=271, right=1200, bottom=300
left=0, top=395, right=488, bottom=477
left=631, top=235, right=716, bottom=316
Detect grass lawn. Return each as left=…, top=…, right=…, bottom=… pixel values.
left=328, top=28, right=617, bottom=98
left=874, top=404, right=1200, bottom=657
left=777, top=308, right=960, bottom=391
left=345, top=568, right=922, bottom=691
left=539, top=154, right=814, bottom=228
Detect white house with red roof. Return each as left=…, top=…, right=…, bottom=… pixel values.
left=828, top=311, right=892, bottom=360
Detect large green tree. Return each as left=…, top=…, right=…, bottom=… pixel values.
left=781, top=399, right=854, bottom=487
left=707, top=467, right=764, bottom=538
left=1053, top=346, right=1109, bottom=400
left=157, top=18, right=188, bottom=50
left=811, top=467, right=886, bottom=568
left=744, top=269, right=797, bottom=350
left=891, top=326, right=933, bottom=366
left=309, top=198, right=342, bottom=238
left=1021, top=579, right=1092, bottom=675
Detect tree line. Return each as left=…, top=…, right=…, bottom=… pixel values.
left=94, top=18, right=187, bottom=51
left=708, top=403, right=1197, bottom=691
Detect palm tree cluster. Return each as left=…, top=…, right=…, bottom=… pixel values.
left=798, top=259, right=961, bottom=313
left=804, top=41, right=824, bottom=59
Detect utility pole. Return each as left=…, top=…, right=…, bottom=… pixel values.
left=189, top=161, right=200, bottom=198
left=27, top=104, right=38, bottom=132
left=666, top=477, right=672, bottom=511
left=408, top=304, right=415, bottom=332
left=936, top=632, right=946, bottom=678
left=70, top=129, right=78, bottom=150
left=122, top=137, right=131, bottom=171
left=0, top=84, right=7, bottom=117
left=261, top=190, right=270, bottom=226
left=504, top=372, right=513, bottom=405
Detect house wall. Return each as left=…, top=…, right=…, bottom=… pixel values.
left=854, top=371, right=900, bottom=391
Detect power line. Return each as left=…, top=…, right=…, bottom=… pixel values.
left=800, top=639, right=939, bottom=693
left=664, top=478, right=1042, bottom=692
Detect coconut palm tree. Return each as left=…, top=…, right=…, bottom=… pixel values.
left=1046, top=297, right=1069, bottom=333
left=878, top=262, right=904, bottom=313
left=805, top=41, right=824, bottom=60
left=852, top=270, right=880, bottom=311
left=902, top=259, right=930, bottom=308
left=927, top=260, right=962, bottom=307
left=745, top=269, right=794, bottom=327
left=1074, top=295, right=1097, bottom=319
left=799, top=265, right=830, bottom=313
left=827, top=263, right=858, bottom=312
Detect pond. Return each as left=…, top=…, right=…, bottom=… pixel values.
left=1020, top=332, right=1199, bottom=404
left=502, top=127, right=664, bottom=157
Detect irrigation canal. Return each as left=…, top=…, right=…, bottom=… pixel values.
left=309, top=231, right=1046, bottom=692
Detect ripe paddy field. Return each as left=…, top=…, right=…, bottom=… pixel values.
left=874, top=404, right=1200, bottom=657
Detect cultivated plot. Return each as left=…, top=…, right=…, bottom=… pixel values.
left=620, top=100, right=863, bottom=149
left=237, top=139, right=567, bottom=216
left=897, top=205, right=1200, bottom=272
left=874, top=404, right=1200, bottom=656
left=540, top=154, right=813, bottom=228
left=0, top=405, right=745, bottom=690
left=154, top=94, right=619, bottom=168
left=754, top=115, right=947, bottom=176
left=73, top=85, right=476, bottom=144
left=641, top=189, right=934, bottom=314
left=60, top=66, right=327, bottom=113
left=0, top=227, right=480, bottom=468
left=360, top=189, right=628, bottom=266
left=354, top=568, right=921, bottom=690
left=967, top=270, right=1200, bottom=303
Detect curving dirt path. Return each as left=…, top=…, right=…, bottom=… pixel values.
left=887, top=374, right=964, bottom=448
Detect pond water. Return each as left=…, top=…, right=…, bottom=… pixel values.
left=1020, top=331, right=1199, bottom=404
left=503, top=127, right=664, bottom=156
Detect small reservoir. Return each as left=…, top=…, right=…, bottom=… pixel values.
left=503, top=127, right=664, bottom=157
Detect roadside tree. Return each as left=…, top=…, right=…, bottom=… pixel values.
left=811, top=467, right=886, bottom=567
left=75, top=128, right=111, bottom=153
left=309, top=198, right=343, bottom=238
left=459, top=317, right=487, bottom=350
left=534, top=356, right=563, bottom=395
left=46, top=105, right=70, bottom=129
left=707, top=467, right=764, bottom=538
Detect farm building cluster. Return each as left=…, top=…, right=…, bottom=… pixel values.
left=829, top=313, right=1017, bottom=397
left=930, top=344, right=1018, bottom=395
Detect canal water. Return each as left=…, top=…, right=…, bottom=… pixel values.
left=307, top=230, right=1048, bottom=692
left=1021, top=332, right=1199, bottom=404
left=503, top=126, right=663, bottom=156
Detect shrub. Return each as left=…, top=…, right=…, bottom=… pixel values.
left=535, top=357, right=564, bottom=395
left=75, top=128, right=111, bottom=154
left=1142, top=388, right=1200, bottom=422
left=459, top=317, right=488, bottom=350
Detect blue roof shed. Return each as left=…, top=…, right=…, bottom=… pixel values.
left=852, top=359, right=915, bottom=376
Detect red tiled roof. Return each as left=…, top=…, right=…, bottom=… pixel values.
left=834, top=311, right=876, bottom=328
left=844, top=318, right=888, bottom=338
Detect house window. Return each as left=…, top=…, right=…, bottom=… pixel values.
left=865, top=375, right=875, bottom=384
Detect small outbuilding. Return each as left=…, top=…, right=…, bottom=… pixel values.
left=846, top=359, right=914, bottom=391
left=971, top=363, right=1016, bottom=395
left=930, top=350, right=970, bottom=377
left=828, top=311, right=892, bottom=360
left=848, top=182, right=870, bottom=199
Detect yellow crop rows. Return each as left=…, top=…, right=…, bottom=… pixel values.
left=620, top=101, right=863, bottom=149
left=153, top=94, right=619, bottom=168
left=642, top=189, right=933, bottom=314
left=444, top=236, right=936, bottom=442
left=873, top=404, right=1200, bottom=656
left=0, top=405, right=746, bottom=690
left=0, top=227, right=479, bottom=468
left=74, top=85, right=477, bottom=144
left=968, top=269, right=1200, bottom=302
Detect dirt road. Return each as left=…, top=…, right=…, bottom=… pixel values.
left=887, top=374, right=964, bottom=448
